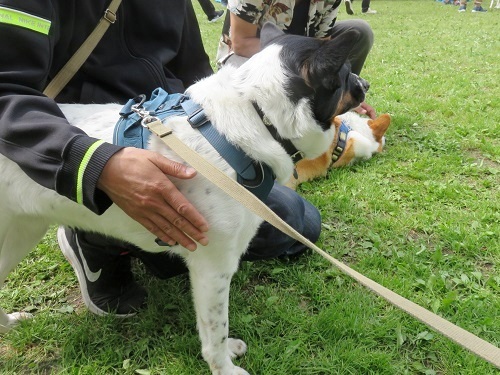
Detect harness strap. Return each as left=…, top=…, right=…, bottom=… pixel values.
left=180, top=99, right=275, bottom=201
left=43, top=0, right=122, bottom=99
left=115, top=88, right=274, bottom=201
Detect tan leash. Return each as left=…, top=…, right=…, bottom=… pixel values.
left=43, top=0, right=122, bottom=99
left=144, top=118, right=500, bottom=369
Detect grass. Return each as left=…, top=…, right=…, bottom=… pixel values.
left=1, top=1, right=499, bottom=374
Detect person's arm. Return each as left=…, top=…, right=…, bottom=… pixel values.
left=0, top=1, right=209, bottom=250
left=228, top=12, right=261, bottom=57
left=0, top=2, right=119, bottom=213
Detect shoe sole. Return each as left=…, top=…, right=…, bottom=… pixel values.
left=57, top=227, right=136, bottom=318
left=209, top=12, right=224, bottom=22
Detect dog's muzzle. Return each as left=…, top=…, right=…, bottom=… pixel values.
left=357, top=75, right=370, bottom=94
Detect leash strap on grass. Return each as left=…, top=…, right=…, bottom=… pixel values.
left=147, top=118, right=500, bottom=369
left=43, top=0, right=122, bottom=99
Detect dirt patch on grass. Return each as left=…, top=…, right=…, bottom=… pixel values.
left=0, top=343, right=16, bottom=358
left=65, top=285, right=85, bottom=311
left=467, top=149, right=499, bottom=169
left=477, top=260, right=496, bottom=276
left=0, top=343, right=62, bottom=374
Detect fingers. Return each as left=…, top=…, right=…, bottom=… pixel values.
left=354, top=106, right=367, bottom=116
left=365, top=106, right=377, bottom=120
left=152, top=153, right=197, bottom=180
left=354, top=102, right=377, bottom=120
left=127, top=189, right=209, bottom=252
left=98, top=148, right=210, bottom=252
left=361, top=102, right=376, bottom=120
left=143, top=212, right=206, bottom=252
left=151, top=154, right=210, bottom=231
left=155, top=181, right=210, bottom=249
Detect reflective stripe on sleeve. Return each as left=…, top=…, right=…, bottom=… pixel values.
left=76, top=140, right=105, bottom=205
left=0, top=6, right=51, bottom=35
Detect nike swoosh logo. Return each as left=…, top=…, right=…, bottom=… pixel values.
left=75, top=236, right=102, bottom=283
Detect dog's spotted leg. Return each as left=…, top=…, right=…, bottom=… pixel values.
left=0, top=219, right=48, bottom=333
left=188, top=252, right=249, bottom=375
left=228, top=338, right=247, bottom=358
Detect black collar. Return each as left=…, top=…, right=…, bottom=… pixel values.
left=252, top=102, right=305, bottom=164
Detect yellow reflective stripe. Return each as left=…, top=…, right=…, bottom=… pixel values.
left=0, top=6, right=51, bottom=35
left=76, top=140, right=105, bottom=205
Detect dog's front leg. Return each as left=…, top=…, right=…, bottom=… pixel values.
left=0, top=218, right=49, bottom=333
left=188, top=254, right=249, bottom=375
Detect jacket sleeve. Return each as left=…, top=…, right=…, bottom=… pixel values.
left=0, top=0, right=122, bottom=214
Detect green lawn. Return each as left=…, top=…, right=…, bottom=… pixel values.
left=1, top=1, right=499, bottom=374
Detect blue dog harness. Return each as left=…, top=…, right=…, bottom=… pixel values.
left=114, top=88, right=275, bottom=201
left=331, top=121, right=351, bottom=163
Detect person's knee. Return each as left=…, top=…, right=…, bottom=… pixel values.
left=304, top=202, right=322, bottom=243
left=267, top=184, right=321, bottom=238
left=243, top=184, right=321, bottom=260
left=331, top=20, right=374, bottom=75
left=350, top=19, right=374, bottom=51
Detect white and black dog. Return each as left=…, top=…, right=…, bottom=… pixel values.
left=0, top=24, right=368, bottom=375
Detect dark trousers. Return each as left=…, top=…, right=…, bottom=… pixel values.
left=197, top=0, right=217, bottom=18
left=361, top=0, right=371, bottom=12
left=328, top=19, right=374, bottom=75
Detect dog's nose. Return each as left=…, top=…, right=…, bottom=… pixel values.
left=359, top=78, right=370, bottom=93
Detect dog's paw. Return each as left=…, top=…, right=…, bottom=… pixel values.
left=231, top=367, right=250, bottom=375
left=272, top=158, right=295, bottom=186
left=228, top=338, right=247, bottom=358
left=0, top=312, right=33, bottom=333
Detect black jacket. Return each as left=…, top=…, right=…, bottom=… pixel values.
left=0, top=0, right=213, bottom=214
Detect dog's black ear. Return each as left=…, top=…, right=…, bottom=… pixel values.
left=306, top=30, right=361, bottom=90
left=260, top=22, right=286, bottom=49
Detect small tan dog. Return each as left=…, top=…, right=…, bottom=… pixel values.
left=287, top=111, right=391, bottom=189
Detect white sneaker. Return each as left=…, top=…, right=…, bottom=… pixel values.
left=362, top=8, right=378, bottom=14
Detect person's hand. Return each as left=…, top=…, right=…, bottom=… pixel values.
left=354, top=101, right=377, bottom=119
left=97, top=147, right=209, bottom=251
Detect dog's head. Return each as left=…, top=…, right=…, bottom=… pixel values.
left=237, top=23, right=370, bottom=165
left=286, top=112, right=391, bottom=190
left=331, top=112, right=391, bottom=168
left=260, top=23, right=369, bottom=127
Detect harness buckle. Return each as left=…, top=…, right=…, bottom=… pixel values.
left=187, top=106, right=210, bottom=128
left=291, top=150, right=305, bottom=164
left=130, top=94, right=161, bottom=129
left=104, top=9, right=117, bottom=24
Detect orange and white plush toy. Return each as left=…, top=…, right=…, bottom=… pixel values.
left=286, top=111, right=391, bottom=190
